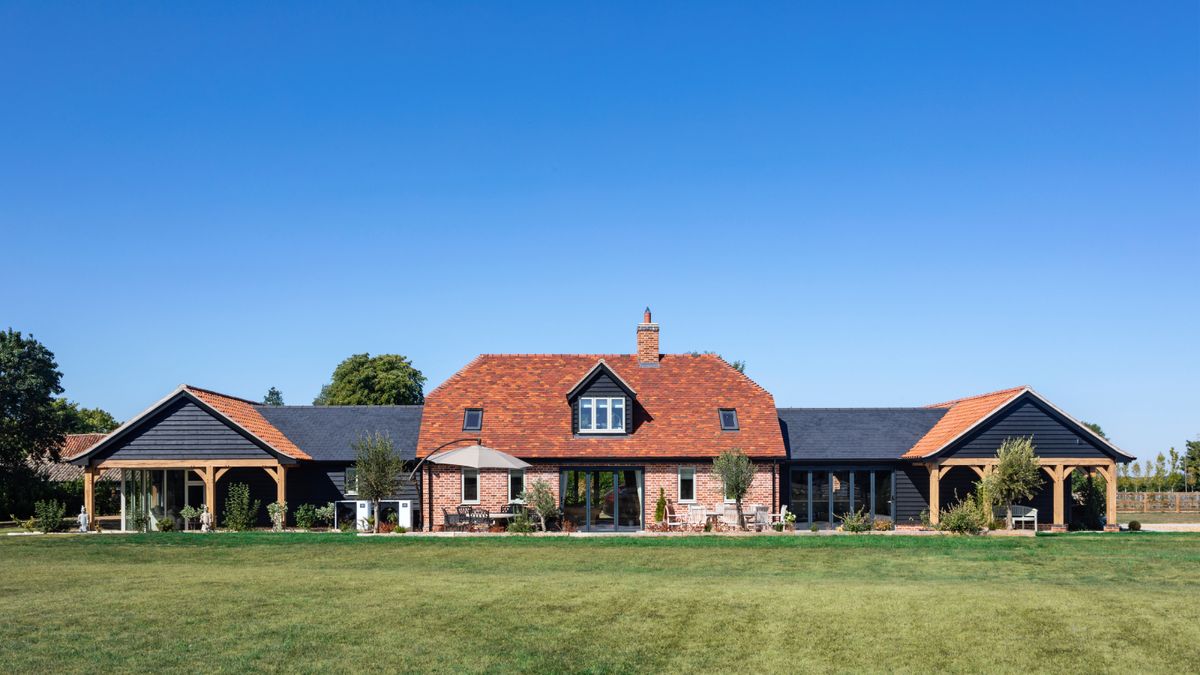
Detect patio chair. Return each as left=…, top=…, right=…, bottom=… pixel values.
left=687, top=505, right=707, bottom=528
left=664, top=501, right=688, bottom=530
left=720, top=504, right=741, bottom=529
left=501, top=503, right=526, bottom=516
left=442, top=507, right=465, bottom=532
left=468, top=507, right=491, bottom=531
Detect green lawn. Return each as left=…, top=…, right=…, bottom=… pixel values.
left=1119, top=511, right=1200, bottom=524
left=1, top=533, right=1198, bottom=673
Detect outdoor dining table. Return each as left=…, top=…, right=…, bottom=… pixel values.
left=488, top=513, right=517, bottom=522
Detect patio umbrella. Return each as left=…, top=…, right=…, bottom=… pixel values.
left=426, top=444, right=531, bottom=470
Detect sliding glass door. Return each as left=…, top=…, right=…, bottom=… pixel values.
left=560, top=468, right=644, bottom=531
left=786, top=467, right=896, bottom=529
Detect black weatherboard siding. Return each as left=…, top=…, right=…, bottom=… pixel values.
left=256, top=405, right=423, bottom=461
left=571, top=370, right=630, bottom=435
left=940, top=396, right=1111, bottom=460
left=895, top=464, right=931, bottom=525
left=93, top=398, right=269, bottom=462
left=778, top=408, right=947, bottom=461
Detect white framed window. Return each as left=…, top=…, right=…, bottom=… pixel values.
left=462, top=468, right=480, bottom=504
left=508, top=469, right=526, bottom=503
left=345, top=467, right=358, bottom=496
left=578, top=397, right=626, bottom=433
left=678, top=467, right=696, bottom=503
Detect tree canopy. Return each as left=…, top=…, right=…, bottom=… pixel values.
left=54, top=399, right=119, bottom=433
left=314, top=353, right=426, bottom=405
left=263, top=387, right=284, bottom=406
left=687, top=351, right=746, bottom=374
left=0, top=329, right=66, bottom=467
left=712, top=448, right=755, bottom=529
left=992, top=436, right=1042, bottom=528
left=1081, top=421, right=1108, bottom=440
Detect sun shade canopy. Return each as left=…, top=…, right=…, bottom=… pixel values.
left=426, top=444, right=532, bottom=470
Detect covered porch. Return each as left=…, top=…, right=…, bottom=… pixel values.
left=83, top=459, right=291, bottom=531
left=925, top=457, right=1119, bottom=531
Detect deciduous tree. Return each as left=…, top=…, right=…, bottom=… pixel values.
left=712, top=448, right=755, bottom=529
left=352, top=432, right=405, bottom=533
left=53, top=399, right=119, bottom=433
left=0, top=329, right=65, bottom=469
left=993, top=436, right=1042, bottom=529
left=314, top=354, right=426, bottom=405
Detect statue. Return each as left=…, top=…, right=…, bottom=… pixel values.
left=199, top=505, right=213, bottom=532
left=77, top=506, right=89, bottom=533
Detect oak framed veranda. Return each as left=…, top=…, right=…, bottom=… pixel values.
left=82, top=458, right=291, bottom=531
left=925, top=457, right=1119, bottom=531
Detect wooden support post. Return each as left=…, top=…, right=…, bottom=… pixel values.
left=203, top=466, right=216, bottom=516
left=276, top=466, right=287, bottom=506
left=928, top=463, right=941, bottom=525
left=1103, top=463, right=1119, bottom=531
left=1050, top=465, right=1066, bottom=531
left=83, top=467, right=96, bottom=531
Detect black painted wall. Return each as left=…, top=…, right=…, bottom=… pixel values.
left=96, top=398, right=269, bottom=461
left=895, top=464, right=930, bottom=526
left=943, top=397, right=1110, bottom=460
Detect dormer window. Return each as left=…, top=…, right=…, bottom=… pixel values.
left=718, top=408, right=739, bottom=431
left=462, top=408, right=483, bottom=432
left=580, top=397, right=625, bottom=433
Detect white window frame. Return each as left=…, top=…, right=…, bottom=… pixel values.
left=508, top=469, right=526, bottom=503
left=578, top=396, right=626, bottom=433
left=678, top=466, right=696, bottom=503
left=345, top=467, right=358, bottom=496
left=461, top=468, right=480, bottom=504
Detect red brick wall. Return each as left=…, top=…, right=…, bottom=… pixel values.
left=426, top=462, right=777, bottom=530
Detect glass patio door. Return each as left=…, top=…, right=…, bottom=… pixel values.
left=561, top=468, right=644, bottom=531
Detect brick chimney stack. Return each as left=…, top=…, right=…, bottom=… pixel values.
left=637, top=307, right=660, bottom=366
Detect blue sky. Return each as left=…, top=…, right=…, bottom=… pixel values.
left=2, top=3, right=1196, bottom=463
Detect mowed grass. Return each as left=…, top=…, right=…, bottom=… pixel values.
left=1, top=533, right=1198, bottom=673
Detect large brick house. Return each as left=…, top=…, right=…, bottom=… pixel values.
left=69, top=309, right=1133, bottom=532
left=417, top=309, right=785, bottom=531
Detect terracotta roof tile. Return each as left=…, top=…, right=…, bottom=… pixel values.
left=185, top=386, right=311, bottom=460
left=418, top=353, right=786, bottom=459
left=900, top=386, right=1029, bottom=459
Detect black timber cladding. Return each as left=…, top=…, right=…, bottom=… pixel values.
left=571, top=369, right=631, bottom=435
left=778, top=408, right=947, bottom=461
left=92, top=398, right=270, bottom=461
left=939, top=396, right=1113, bottom=460
left=255, top=405, right=422, bottom=461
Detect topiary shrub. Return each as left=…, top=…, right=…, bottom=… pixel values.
left=223, top=483, right=260, bottom=532
left=654, top=488, right=666, bottom=523
left=179, top=505, right=201, bottom=531
left=1127, top=520, right=1142, bottom=532
left=33, top=500, right=66, bottom=533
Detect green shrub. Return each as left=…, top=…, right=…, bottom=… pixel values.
left=294, top=503, right=318, bottom=529
left=33, top=499, right=66, bottom=533
left=839, top=506, right=871, bottom=533
left=654, top=488, right=666, bottom=523
left=1128, top=520, right=1142, bottom=532
left=507, top=511, right=535, bottom=534
left=809, top=522, right=819, bottom=532
left=873, top=519, right=894, bottom=531
left=156, top=516, right=175, bottom=532
left=315, top=502, right=335, bottom=527
left=939, top=497, right=988, bottom=535
left=222, top=483, right=260, bottom=532
left=11, top=513, right=37, bottom=532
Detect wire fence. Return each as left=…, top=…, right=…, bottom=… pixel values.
left=1117, top=492, right=1200, bottom=513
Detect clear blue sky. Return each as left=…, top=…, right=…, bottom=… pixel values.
left=2, top=3, right=1196, bottom=463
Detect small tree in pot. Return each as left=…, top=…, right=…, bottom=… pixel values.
left=712, top=449, right=754, bottom=530
left=352, top=432, right=404, bottom=534
left=521, top=480, right=559, bottom=532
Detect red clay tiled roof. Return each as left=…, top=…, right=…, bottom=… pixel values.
left=59, top=433, right=109, bottom=460
left=418, top=354, right=786, bottom=459
left=33, top=434, right=120, bottom=481
left=185, top=385, right=311, bottom=460
left=900, top=386, right=1029, bottom=459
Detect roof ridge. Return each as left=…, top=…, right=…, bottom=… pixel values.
left=183, top=384, right=262, bottom=406
left=256, top=404, right=424, bottom=409
left=778, top=407, right=942, bottom=412
left=924, top=385, right=1029, bottom=409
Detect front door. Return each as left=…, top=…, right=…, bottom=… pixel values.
left=561, top=468, right=643, bottom=532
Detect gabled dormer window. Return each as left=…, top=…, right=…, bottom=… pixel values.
left=580, top=397, right=625, bottom=433
left=462, top=408, right=483, bottom=431
left=718, top=408, right=739, bottom=431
